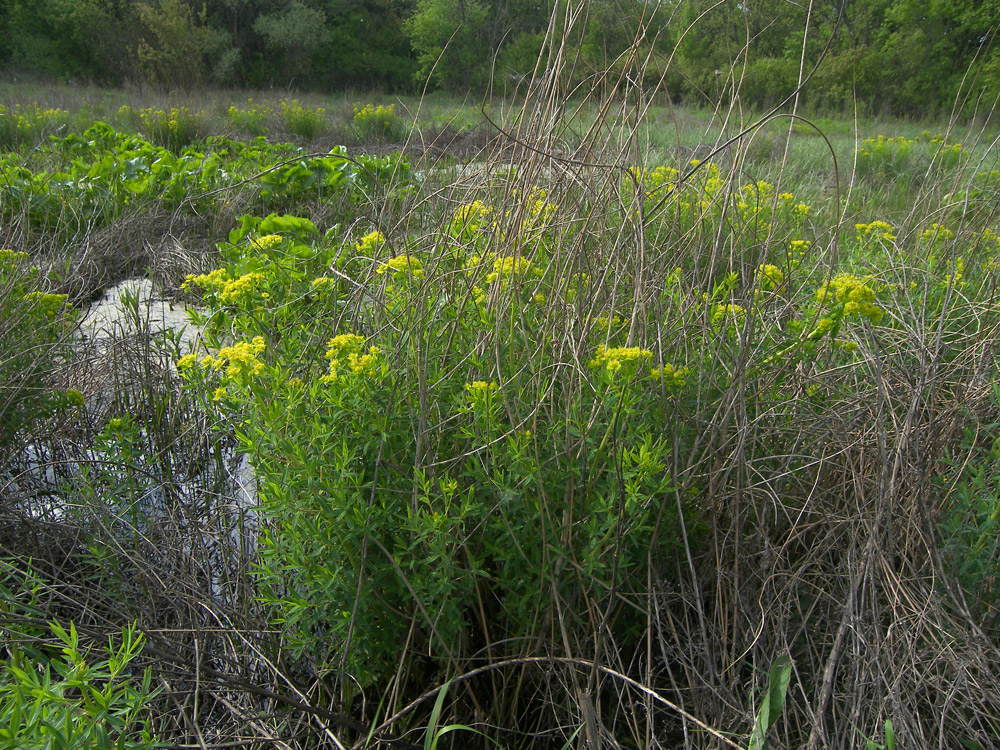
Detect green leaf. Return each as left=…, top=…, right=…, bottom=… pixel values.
left=748, top=656, right=792, bottom=750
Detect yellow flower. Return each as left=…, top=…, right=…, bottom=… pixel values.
left=854, top=220, right=896, bottom=243
left=465, top=380, right=498, bottom=395
left=217, top=272, right=266, bottom=306
left=252, top=234, right=284, bottom=251
left=711, top=303, right=746, bottom=328
left=322, top=334, right=380, bottom=381
left=215, top=336, right=267, bottom=379
left=920, top=224, right=954, bottom=244
left=176, top=354, right=198, bottom=370
left=757, top=264, right=784, bottom=290
left=589, top=345, right=653, bottom=376
left=650, top=363, right=689, bottom=387
left=355, top=231, right=386, bottom=254
left=376, top=255, right=423, bottom=278
left=815, top=274, right=883, bottom=323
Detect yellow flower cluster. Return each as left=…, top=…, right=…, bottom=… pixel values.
left=466, top=253, right=542, bottom=302
left=353, top=103, right=395, bottom=122
left=815, top=274, right=883, bottom=322
left=855, top=220, right=896, bottom=243
left=199, top=336, right=267, bottom=379
left=465, top=380, right=499, bottom=396
left=182, top=268, right=227, bottom=293
left=650, top=363, right=689, bottom=387
left=183, top=269, right=267, bottom=306
left=376, top=255, right=423, bottom=278
left=589, top=345, right=653, bottom=374
left=218, top=272, right=267, bottom=305
left=593, top=315, right=627, bottom=338
left=450, top=201, right=495, bottom=236
left=484, top=255, right=539, bottom=284
left=23, top=291, right=68, bottom=318
left=711, top=303, right=746, bottom=328
left=252, top=234, right=284, bottom=251
left=790, top=240, right=811, bottom=256
left=859, top=134, right=913, bottom=159
left=757, top=264, right=784, bottom=290
left=354, top=231, right=386, bottom=255
left=321, top=334, right=380, bottom=382
left=565, top=272, right=589, bottom=303
left=943, top=256, right=964, bottom=286
left=311, top=276, right=334, bottom=289
left=0, top=249, right=28, bottom=265
left=920, top=224, right=954, bottom=244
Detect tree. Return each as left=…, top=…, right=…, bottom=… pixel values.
left=5, top=0, right=138, bottom=83
left=405, top=0, right=491, bottom=90
left=135, top=0, right=224, bottom=89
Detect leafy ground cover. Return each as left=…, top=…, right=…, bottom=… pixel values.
left=2, top=71, right=1000, bottom=750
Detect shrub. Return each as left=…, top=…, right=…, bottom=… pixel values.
left=280, top=100, right=327, bottom=140
left=0, top=614, right=159, bottom=749
left=0, top=249, right=78, bottom=461
left=352, top=102, right=407, bottom=142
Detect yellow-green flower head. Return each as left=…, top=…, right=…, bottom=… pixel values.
left=176, top=353, right=199, bottom=370
left=355, top=231, right=386, bottom=254
left=790, top=239, right=811, bottom=255
left=484, top=255, right=540, bottom=284
left=251, top=234, right=283, bottom=251
left=589, top=345, right=653, bottom=375
left=64, top=389, right=85, bottom=408
left=311, top=276, right=334, bottom=289
left=711, top=303, right=746, bottom=328
left=376, top=255, right=423, bottom=278
left=464, top=380, right=499, bottom=409
left=564, top=272, right=589, bottom=303
left=450, top=201, right=495, bottom=236
left=815, top=274, right=883, bottom=322
left=981, top=228, right=1000, bottom=249
left=214, top=336, right=267, bottom=379
left=594, top=314, right=627, bottom=334
left=182, top=268, right=228, bottom=294
left=465, top=380, right=499, bottom=396
left=515, top=187, right=558, bottom=224
left=757, top=264, right=784, bottom=290
left=920, top=223, right=954, bottom=244
left=942, top=256, right=964, bottom=286
left=650, top=363, right=689, bottom=388
left=217, top=272, right=267, bottom=306
left=854, top=220, right=896, bottom=243
left=23, top=291, right=69, bottom=318
left=322, top=334, right=380, bottom=382
left=326, top=333, right=368, bottom=355
left=0, top=249, right=28, bottom=265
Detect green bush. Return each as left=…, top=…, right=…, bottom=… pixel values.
left=0, top=564, right=160, bottom=750
left=0, top=249, right=79, bottom=460
left=280, top=100, right=327, bottom=140
left=0, top=618, right=159, bottom=749
left=175, top=160, right=871, bottom=694
left=352, top=103, right=407, bottom=142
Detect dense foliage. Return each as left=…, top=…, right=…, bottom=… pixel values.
left=3, top=73, right=1000, bottom=747
left=3, top=0, right=1000, bottom=116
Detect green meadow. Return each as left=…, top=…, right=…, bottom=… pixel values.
left=2, top=75, right=1000, bottom=750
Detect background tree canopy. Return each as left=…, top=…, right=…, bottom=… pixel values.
left=1, top=0, right=999, bottom=116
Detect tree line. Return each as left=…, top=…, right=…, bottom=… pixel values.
left=2, top=0, right=999, bottom=117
